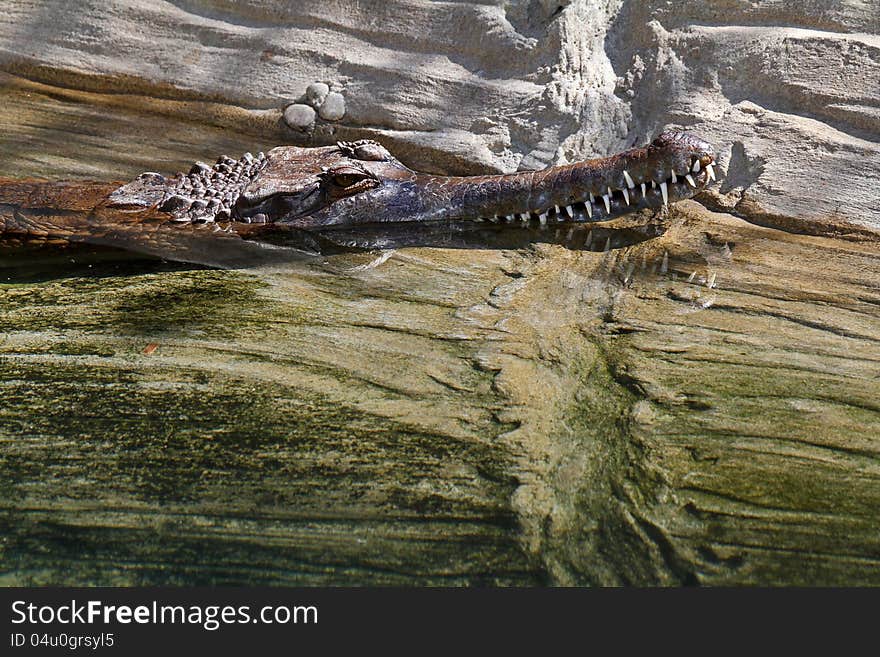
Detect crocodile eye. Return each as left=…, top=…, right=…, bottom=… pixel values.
left=333, top=172, right=367, bottom=188
left=327, top=165, right=373, bottom=189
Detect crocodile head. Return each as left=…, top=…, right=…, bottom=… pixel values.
left=234, top=140, right=417, bottom=227
left=110, top=132, right=717, bottom=230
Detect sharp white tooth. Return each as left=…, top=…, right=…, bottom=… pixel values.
left=641, top=182, right=647, bottom=197
left=670, top=170, right=677, bottom=184
left=623, top=170, right=635, bottom=188
left=519, top=213, right=530, bottom=222
left=622, top=187, right=630, bottom=205
left=604, top=236, right=612, bottom=252
left=660, top=181, right=668, bottom=206
left=602, top=194, right=611, bottom=213
left=563, top=205, right=573, bottom=219
left=539, top=211, right=548, bottom=225
left=554, top=205, right=561, bottom=215
left=706, top=162, right=716, bottom=181
left=585, top=230, right=593, bottom=248
left=585, top=202, right=592, bottom=218
left=685, top=174, right=697, bottom=188
left=687, top=271, right=696, bottom=283
left=506, top=214, right=515, bottom=222
left=692, top=159, right=701, bottom=173
left=589, top=192, right=595, bottom=203
left=651, top=180, right=657, bottom=189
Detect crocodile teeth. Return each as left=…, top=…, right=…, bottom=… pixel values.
left=692, top=159, right=701, bottom=173
left=585, top=202, right=592, bottom=218
left=685, top=174, right=697, bottom=188
left=622, top=187, right=630, bottom=205
left=563, top=205, right=573, bottom=219
left=706, top=162, right=716, bottom=181
left=670, top=171, right=677, bottom=184
left=660, top=181, right=668, bottom=206
left=604, top=236, right=612, bottom=252
left=623, top=170, right=635, bottom=188
left=585, top=231, right=593, bottom=248
left=641, top=182, right=647, bottom=197
left=539, top=212, right=548, bottom=225
left=651, top=180, right=657, bottom=189
left=506, top=214, right=516, bottom=222
left=602, top=194, right=611, bottom=213
left=589, top=192, right=595, bottom=203
left=519, top=213, right=530, bottom=222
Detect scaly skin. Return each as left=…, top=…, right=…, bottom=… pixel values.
left=0, top=131, right=717, bottom=261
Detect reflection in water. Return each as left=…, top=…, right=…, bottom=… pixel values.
left=266, top=217, right=666, bottom=256
left=1, top=213, right=667, bottom=281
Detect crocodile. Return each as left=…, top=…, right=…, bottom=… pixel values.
left=0, top=130, right=717, bottom=264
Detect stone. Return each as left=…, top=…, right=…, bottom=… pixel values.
left=305, top=82, right=329, bottom=108
left=317, top=91, right=345, bottom=121
left=282, top=103, right=316, bottom=131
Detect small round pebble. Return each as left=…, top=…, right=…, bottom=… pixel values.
left=305, top=82, right=329, bottom=108
left=318, top=92, right=346, bottom=121
left=283, top=103, right=316, bottom=131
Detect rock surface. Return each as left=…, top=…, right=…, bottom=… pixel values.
left=0, top=1, right=878, bottom=586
